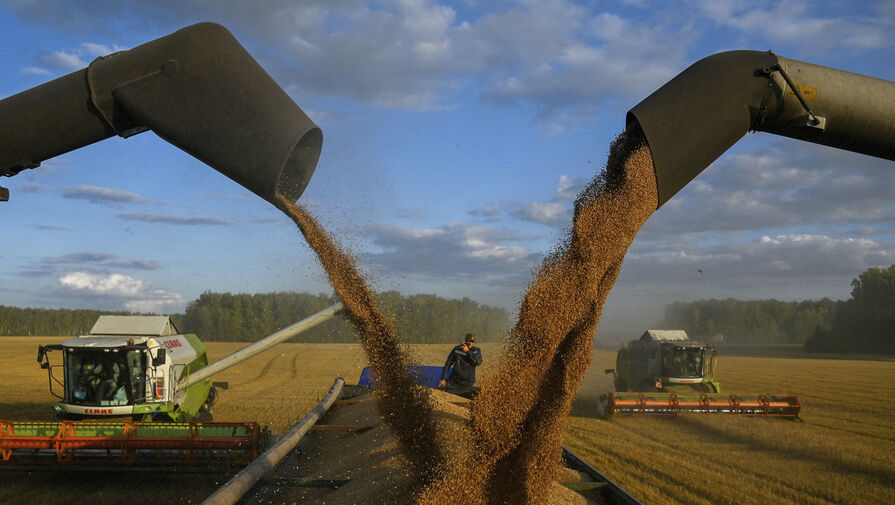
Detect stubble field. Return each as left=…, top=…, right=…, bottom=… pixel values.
left=1, top=337, right=893, bottom=505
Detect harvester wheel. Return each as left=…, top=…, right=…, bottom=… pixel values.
left=615, top=349, right=630, bottom=392
left=197, top=387, right=217, bottom=421
left=614, top=376, right=627, bottom=392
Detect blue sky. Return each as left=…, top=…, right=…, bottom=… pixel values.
left=1, top=0, right=893, bottom=336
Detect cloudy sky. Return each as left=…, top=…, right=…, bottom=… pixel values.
left=1, top=0, right=893, bottom=336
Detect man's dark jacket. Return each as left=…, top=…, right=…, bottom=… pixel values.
left=440, top=344, right=483, bottom=387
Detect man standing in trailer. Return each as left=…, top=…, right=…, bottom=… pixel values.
left=437, top=332, right=482, bottom=398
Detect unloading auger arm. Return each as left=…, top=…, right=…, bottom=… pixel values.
left=178, top=302, right=344, bottom=389
left=0, top=22, right=322, bottom=206
left=627, top=50, right=895, bottom=208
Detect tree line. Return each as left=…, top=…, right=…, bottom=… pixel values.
left=662, top=264, right=895, bottom=353
left=805, top=265, right=895, bottom=353
left=0, top=306, right=130, bottom=336
left=662, top=298, right=837, bottom=344
left=1, top=291, right=511, bottom=344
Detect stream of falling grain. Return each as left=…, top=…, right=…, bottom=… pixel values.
left=417, top=129, right=658, bottom=505
left=277, top=126, right=657, bottom=505
left=275, top=195, right=446, bottom=486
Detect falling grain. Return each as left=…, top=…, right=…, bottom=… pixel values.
left=418, top=128, right=658, bottom=505
left=276, top=126, right=658, bottom=505
left=275, top=195, right=446, bottom=487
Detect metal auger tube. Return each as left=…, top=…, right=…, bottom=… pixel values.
left=201, top=377, right=345, bottom=505
left=0, top=22, right=322, bottom=206
left=179, top=303, right=343, bottom=389
left=626, top=50, right=895, bottom=208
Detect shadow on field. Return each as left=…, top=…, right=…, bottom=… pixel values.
left=663, top=415, right=895, bottom=483
left=0, top=402, right=58, bottom=420
left=0, top=469, right=231, bottom=505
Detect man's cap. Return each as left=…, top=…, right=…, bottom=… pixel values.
left=464, top=332, right=476, bottom=342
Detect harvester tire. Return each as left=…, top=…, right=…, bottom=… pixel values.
left=615, top=349, right=630, bottom=392
left=614, top=376, right=627, bottom=392
left=197, top=387, right=217, bottom=421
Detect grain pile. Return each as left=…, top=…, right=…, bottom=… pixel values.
left=276, top=126, right=657, bottom=504
left=250, top=389, right=597, bottom=505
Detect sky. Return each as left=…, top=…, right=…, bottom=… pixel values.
left=1, top=0, right=893, bottom=337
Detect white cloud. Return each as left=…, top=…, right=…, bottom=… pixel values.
left=514, top=201, right=569, bottom=226
left=640, top=141, right=895, bottom=238
left=57, top=271, right=184, bottom=313
left=695, top=0, right=894, bottom=52
left=59, top=271, right=148, bottom=296
left=20, top=65, right=50, bottom=75
left=124, top=290, right=185, bottom=314
left=40, top=50, right=86, bottom=71
left=62, top=185, right=146, bottom=204
left=118, top=213, right=235, bottom=226
left=5, top=0, right=690, bottom=119
left=363, top=221, right=539, bottom=281
left=16, top=181, right=50, bottom=192
left=79, top=41, right=127, bottom=57
left=469, top=204, right=502, bottom=218
left=555, top=174, right=588, bottom=201
left=31, top=41, right=128, bottom=74
left=625, top=233, right=892, bottom=286
left=477, top=4, right=687, bottom=119
left=590, top=12, right=628, bottom=41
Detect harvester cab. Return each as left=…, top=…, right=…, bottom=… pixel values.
left=606, top=330, right=720, bottom=394
left=37, top=315, right=214, bottom=422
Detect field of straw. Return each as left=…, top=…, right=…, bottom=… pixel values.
left=1, top=336, right=893, bottom=504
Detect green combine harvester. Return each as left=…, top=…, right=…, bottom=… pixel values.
left=602, top=330, right=800, bottom=418
left=606, top=330, right=721, bottom=394
left=2, top=306, right=342, bottom=465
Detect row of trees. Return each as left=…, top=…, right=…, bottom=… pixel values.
left=663, top=265, right=895, bottom=353
left=0, top=306, right=130, bottom=336
left=178, top=291, right=510, bottom=343
left=1, top=291, right=511, bottom=344
left=805, top=265, right=895, bottom=352
left=662, top=298, right=838, bottom=344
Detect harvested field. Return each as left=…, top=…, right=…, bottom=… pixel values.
left=2, top=337, right=894, bottom=504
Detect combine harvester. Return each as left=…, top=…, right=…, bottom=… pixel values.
left=1, top=305, right=343, bottom=465
left=601, top=330, right=800, bottom=418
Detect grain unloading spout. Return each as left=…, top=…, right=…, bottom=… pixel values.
left=0, top=22, right=321, bottom=206
left=627, top=50, right=895, bottom=208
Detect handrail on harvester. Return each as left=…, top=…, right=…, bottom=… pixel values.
left=179, top=303, right=344, bottom=389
